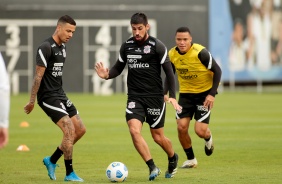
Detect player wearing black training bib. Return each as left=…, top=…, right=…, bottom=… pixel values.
left=95, top=12, right=182, bottom=181
left=24, top=15, right=86, bottom=182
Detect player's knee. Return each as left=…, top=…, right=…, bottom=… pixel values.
left=195, top=122, right=209, bottom=138
left=177, top=125, right=188, bottom=134
left=61, top=118, right=75, bottom=138
left=77, top=126, right=86, bottom=138
left=195, top=127, right=205, bottom=138
left=129, top=124, right=140, bottom=135
left=195, top=131, right=205, bottom=138
left=152, top=134, right=163, bottom=144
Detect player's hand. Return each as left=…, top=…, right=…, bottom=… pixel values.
left=203, top=95, right=215, bottom=110
left=167, top=98, right=182, bottom=114
left=24, top=102, right=34, bottom=114
left=164, top=95, right=169, bottom=102
left=95, top=62, right=109, bottom=79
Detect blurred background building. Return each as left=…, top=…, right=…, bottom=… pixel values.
left=0, top=0, right=281, bottom=94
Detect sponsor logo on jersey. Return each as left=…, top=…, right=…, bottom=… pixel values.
left=144, top=45, right=151, bottom=54
left=179, top=59, right=185, bottom=65
left=126, top=40, right=134, bottom=43
left=127, top=55, right=149, bottom=69
left=51, top=43, right=56, bottom=48
left=127, top=59, right=149, bottom=69
left=176, top=68, right=188, bottom=74
left=147, top=108, right=161, bottom=115
left=197, top=105, right=208, bottom=112
left=135, top=48, right=142, bottom=52
left=62, top=49, right=66, bottom=57
left=54, top=63, right=63, bottom=66
left=149, top=40, right=155, bottom=46
left=66, top=100, right=73, bottom=107
left=180, top=74, right=198, bottom=80
left=60, top=102, right=66, bottom=110
left=128, top=101, right=135, bottom=108
left=52, top=63, right=63, bottom=77
left=127, top=55, right=142, bottom=59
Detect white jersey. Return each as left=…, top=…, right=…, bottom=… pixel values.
left=0, top=52, right=10, bottom=91
left=0, top=52, right=10, bottom=128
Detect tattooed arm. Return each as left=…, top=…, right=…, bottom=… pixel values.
left=24, top=65, right=46, bottom=114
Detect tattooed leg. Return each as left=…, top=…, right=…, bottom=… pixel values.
left=71, top=114, right=86, bottom=144
left=56, top=116, right=75, bottom=160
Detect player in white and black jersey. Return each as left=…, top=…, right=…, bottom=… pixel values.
left=95, top=12, right=182, bottom=181
left=24, top=15, right=86, bottom=182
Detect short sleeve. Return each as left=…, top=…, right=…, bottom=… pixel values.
left=36, top=42, right=51, bottom=68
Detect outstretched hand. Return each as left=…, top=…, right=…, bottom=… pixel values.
left=95, top=62, right=109, bottom=79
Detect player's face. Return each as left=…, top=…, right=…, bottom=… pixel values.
left=131, top=24, right=149, bottom=42
left=58, top=23, right=76, bottom=44
left=175, top=32, right=192, bottom=53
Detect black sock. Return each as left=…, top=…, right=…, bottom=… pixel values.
left=184, top=147, right=195, bottom=160
left=50, top=147, right=63, bottom=164
left=168, top=153, right=176, bottom=162
left=65, top=159, right=74, bottom=176
left=146, top=159, right=156, bottom=171
left=205, top=136, right=211, bottom=142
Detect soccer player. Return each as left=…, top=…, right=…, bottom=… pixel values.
left=0, top=52, right=10, bottom=149
left=95, top=12, right=182, bottom=181
left=164, top=26, right=222, bottom=168
left=24, top=15, right=86, bottom=182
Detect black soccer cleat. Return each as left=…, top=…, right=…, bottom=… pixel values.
left=165, top=153, right=178, bottom=178
left=205, top=135, right=214, bottom=156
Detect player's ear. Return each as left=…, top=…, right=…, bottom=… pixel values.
left=56, top=25, right=61, bottom=33
left=146, top=24, right=150, bottom=31
left=57, top=23, right=64, bottom=31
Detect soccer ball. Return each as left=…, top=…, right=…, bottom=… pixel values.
left=106, top=162, right=128, bottom=182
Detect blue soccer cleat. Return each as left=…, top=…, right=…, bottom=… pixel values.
left=149, top=167, right=161, bottom=181
left=43, top=156, right=59, bottom=180
left=64, top=171, right=84, bottom=182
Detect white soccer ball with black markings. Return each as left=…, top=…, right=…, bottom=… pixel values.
left=106, top=162, right=128, bottom=182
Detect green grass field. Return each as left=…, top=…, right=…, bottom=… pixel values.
left=0, top=91, right=281, bottom=184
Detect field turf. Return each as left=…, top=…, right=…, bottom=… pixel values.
left=0, top=92, right=281, bottom=183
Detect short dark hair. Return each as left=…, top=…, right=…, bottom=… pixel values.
left=130, top=12, right=148, bottom=25
left=176, top=27, right=191, bottom=35
left=57, top=15, right=76, bottom=26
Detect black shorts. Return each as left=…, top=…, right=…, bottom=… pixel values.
left=38, top=96, right=78, bottom=123
left=177, top=90, right=211, bottom=124
left=125, top=96, right=166, bottom=129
